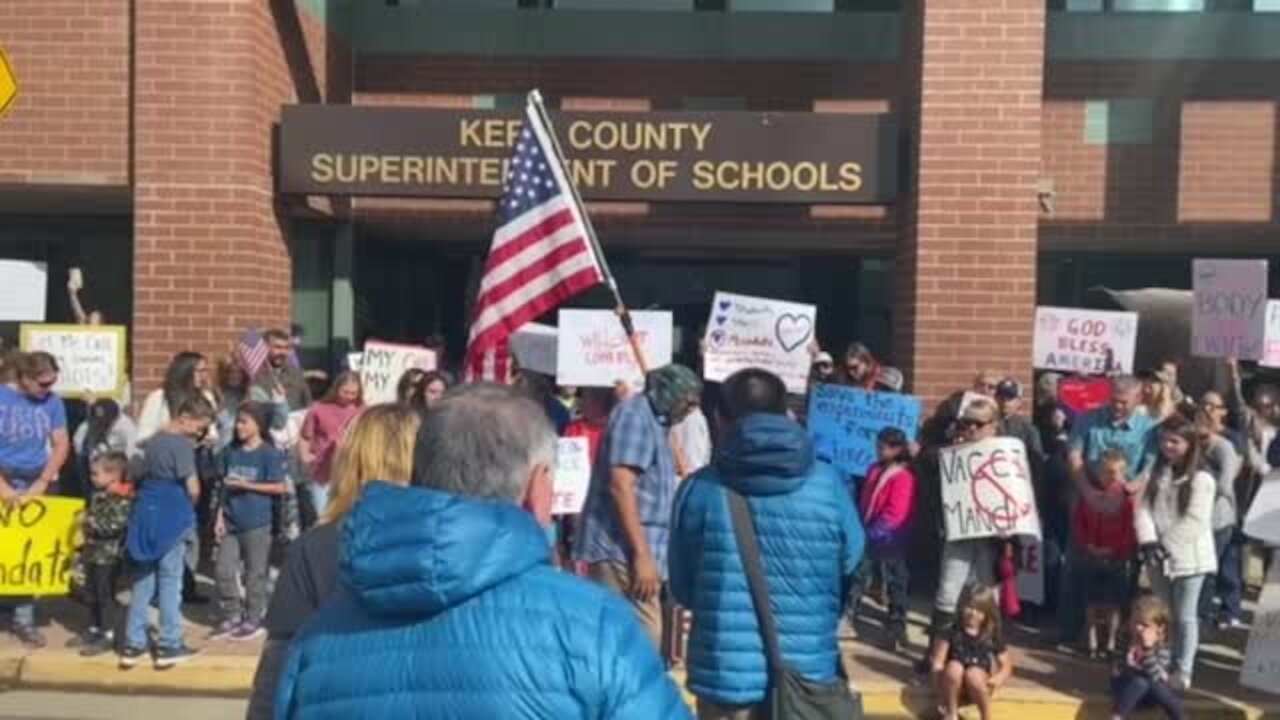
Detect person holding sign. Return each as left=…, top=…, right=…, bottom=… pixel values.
left=297, top=372, right=364, bottom=524
left=1135, top=415, right=1218, bottom=691
left=0, top=351, right=70, bottom=649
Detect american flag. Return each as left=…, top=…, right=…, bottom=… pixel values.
left=464, top=99, right=605, bottom=382
left=236, top=328, right=269, bottom=378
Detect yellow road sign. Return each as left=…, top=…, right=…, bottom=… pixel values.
left=0, top=48, right=17, bottom=117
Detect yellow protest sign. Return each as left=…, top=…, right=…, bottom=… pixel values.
left=0, top=47, right=16, bottom=117
left=0, top=497, right=84, bottom=596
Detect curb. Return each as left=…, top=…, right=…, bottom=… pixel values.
left=2, top=652, right=1276, bottom=718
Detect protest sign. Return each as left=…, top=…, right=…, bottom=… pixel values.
left=939, top=437, right=1041, bottom=542
left=511, top=323, right=558, bottom=377
left=1192, top=258, right=1268, bottom=360
left=346, top=353, right=363, bottom=372
left=359, top=340, right=437, bottom=405
left=19, top=324, right=127, bottom=399
left=1032, top=306, right=1138, bottom=374
left=1057, top=377, right=1113, bottom=416
left=557, top=310, right=672, bottom=387
left=0, top=496, right=84, bottom=596
left=552, top=437, right=592, bottom=515
left=0, top=260, right=47, bottom=322
left=703, top=292, right=817, bottom=395
left=808, top=383, right=921, bottom=477
left=1262, top=301, right=1280, bottom=369
left=1244, top=474, right=1280, bottom=546
left=1241, top=562, right=1280, bottom=694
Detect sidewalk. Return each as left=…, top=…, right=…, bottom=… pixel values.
left=2, top=597, right=1277, bottom=718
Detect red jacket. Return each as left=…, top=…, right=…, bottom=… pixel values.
left=1072, top=489, right=1137, bottom=559
left=858, top=462, right=916, bottom=549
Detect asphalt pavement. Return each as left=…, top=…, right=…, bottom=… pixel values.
left=0, top=690, right=245, bottom=720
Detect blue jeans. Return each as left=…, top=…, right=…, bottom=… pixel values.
left=1111, top=670, right=1184, bottom=719
left=1, top=473, right=38, bottom=631
left=1199, top=527, right=1243, bottom=622
left=125, top=531, right=190, bottom=651
left=1056, top=539, right=1087, bottom=644
left=848, top=546, right=910, bottom=635
left=1150, top=570, right=1208, bottom=679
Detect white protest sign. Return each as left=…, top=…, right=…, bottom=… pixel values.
left=19, top=324, right=126, bottom=399
left=1016, top=541, right=1045, bottom=605
left=346, top=353, right=363, bottom=372
left=1032, top=306, right=1138, bottom=374
left=938, top=437, right=1041, bottom=542
left=553, top=436, right=592, bottom=515
left=359, top=340, right=437, bottom=405
left=1261, top=301, right=1280, bottom=369
left=0, top=260, right=47, bottom=322
left=1245, top=474, right=1280, bottom=546
left=703, top=292, right=817, bottom=395
left=1241, top=560, right=1280, bottom=694
left=511, top=323, right=558, bottom=377
left=557, top=310, right=672, bottom=387
left=1192, top=258, right=1268, bottom=360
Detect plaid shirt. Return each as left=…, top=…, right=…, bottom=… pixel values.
left=574, top=394, right=676, bottom=578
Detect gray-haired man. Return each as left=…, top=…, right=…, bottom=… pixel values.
left=276, top=384, right=690, bottom=719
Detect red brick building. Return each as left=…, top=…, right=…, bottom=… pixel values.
left=1, top=1, right=1277, bottom=405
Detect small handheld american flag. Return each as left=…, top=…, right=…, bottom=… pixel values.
left=464, top=93, right=606, bottom=383
left=236, top=328, right=269, bottom=378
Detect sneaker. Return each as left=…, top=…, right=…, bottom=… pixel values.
left=154, top=644, right=200, bottom=669
left=65, top=627, right=104, bottom=649
left=1168, top=672, right=1191, bottom=692
left=14, top=626, right=46, bottom=650
left=208, top=619, right=240, bottom=641
left=118, top=645, right=148, bottom=669
left=230, top=622, right=264, bottom=641
left=80, top=632, right=116, bottom=658
left=1220, top=616, right=1244, bottom=630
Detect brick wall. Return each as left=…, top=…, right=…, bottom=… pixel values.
left=895, top=0, right=1045, bottom=406
left=0, top=0, right=128, bottom=185
left=131, top=0, right=343, bottom=391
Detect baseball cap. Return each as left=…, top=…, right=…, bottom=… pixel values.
left=995, top=379, right=1021, bottom=400
left=875, top=366, right=904, bottom=392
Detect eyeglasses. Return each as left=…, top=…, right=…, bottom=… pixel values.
left=957, top=419, right=991, bottom=429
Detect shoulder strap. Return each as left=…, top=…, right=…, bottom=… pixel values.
left=726, top=485, right=786, bottom=673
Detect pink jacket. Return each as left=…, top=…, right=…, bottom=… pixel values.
left=858, top=462, right=916, bottom=549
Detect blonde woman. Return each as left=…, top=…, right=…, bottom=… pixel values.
left=1138, top=369, right=1177, bottom=422
left=246, top=405, right=420, bottom=720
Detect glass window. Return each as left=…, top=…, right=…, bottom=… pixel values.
left=1063, top=0, right=1104, bottom=10
left=1112, top=0, right=1205, bottom=9
left=1083, top=99, right=1153, bottom=145
left=554, top=0, right=694, bottom=8
left=1256, top=0, right=1280, bottom=10
left=732, top=0, right=835, bottom=10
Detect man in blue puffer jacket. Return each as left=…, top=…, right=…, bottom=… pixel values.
left=274, top=384, right=690, bottom=719
left=670, top=369, right=865, bottom=718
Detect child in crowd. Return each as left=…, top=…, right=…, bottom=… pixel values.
left=1074, top=449, right=1138, bottom=660
left=212, top=402, right=287, bottom=641
left=297, top=372, right=362, bottom=524
left=1111, top=594, right=1183, bottom=720
left=848, top=427, right=916, bottom=651
left=73, top=452, right=134, bottom=657
left=121, top=395, right=215, bottom=669
left=932, top=586, right=1013, bottom=720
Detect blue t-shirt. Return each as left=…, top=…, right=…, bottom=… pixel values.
left=221, top=444, right=284, bottom=533
left=0, top=384, right=67, bottom=477
left=1068, top=407, right=1158, bottom=480
left=127, top=431, right=198, bottom=562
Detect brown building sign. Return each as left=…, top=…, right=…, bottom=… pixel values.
left=278, top=105, right=898, bottom=204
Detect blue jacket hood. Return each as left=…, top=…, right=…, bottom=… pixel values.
left=340, top=481, right=550, bottom=617
left=716, top=413, right=815, bottom=496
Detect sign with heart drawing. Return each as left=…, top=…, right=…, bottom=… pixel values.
left=702, top=291, right=818, bottom=394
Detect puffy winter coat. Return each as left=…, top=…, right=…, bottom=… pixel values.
left=859, top=462, right=916, bottom=550
left=275, top=482, right=689, bottom=720
left=669, top=413, right=865, bottom=706
left=1136, top=468, right=1218, bottom=579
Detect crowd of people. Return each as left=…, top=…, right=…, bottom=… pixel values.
left=0, top=329, right=1273, bottom=720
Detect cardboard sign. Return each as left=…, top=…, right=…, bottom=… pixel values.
left=939, top=437, right=1042, bottom=542
left=0, top=260, right=47, bottom=322
left=511, top=323, right=558, bottom=377
left=1261, top=301, right=1280, bottom=369
left=807, top=383, right=921, bottom=477
left=0, top=497, right=84, bottom=596
left=359, top=340, right=437, bottom=405
left=1032, top=306, right=1138, bottom=374
left=1244, top=474, right=1280, bottom=546
left=1241, top=561, right=1280, bottom=694
left=552, top=437, right=591, bottom=515
left=1192, top=258, right=1268, bottom=359
left=1016, top=541, right=1045, bottom=605
left=703, top=292, right=817, bottom=395
left=556, top=310, right=673, bottom=388
left=19, top=324, right=127, bottom=399
left=1057, top=377, right=1113, bottom=416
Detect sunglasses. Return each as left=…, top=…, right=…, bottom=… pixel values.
left=958, top=419, right=991, bottom=429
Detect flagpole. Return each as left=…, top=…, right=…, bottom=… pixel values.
left=527, top=89, right=651, bottom=377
